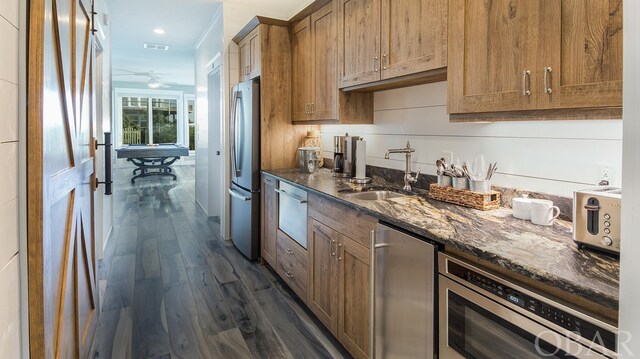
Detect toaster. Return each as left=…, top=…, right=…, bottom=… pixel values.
left=573, top=186, right=621, bottom=255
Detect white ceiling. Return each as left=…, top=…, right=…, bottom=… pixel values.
left=108, top=0, right=311, bottom=87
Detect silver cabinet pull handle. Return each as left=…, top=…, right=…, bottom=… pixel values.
left=330, top=239, right=336, bottom=257
left=285, top=271, right=294, bottom=278
left=311, top=103, right=315, bottom=114
left=373, top=56, right=379, bottom=72
left=285, top=248, right=294, bottom=255
left=274, top=188, right=307, bottom=204
left=228, top=187, right=250, bottom=201
left=382, top=53, right=387, bottom=70
left=544, top=67, right=553, bottom=94
left=522, top=70, right=531, bottom=96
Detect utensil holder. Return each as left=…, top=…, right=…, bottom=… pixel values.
left=428, top=184, right=501, bottom=211
left=470, top=180, right=491, bottom=193
left=452, top=177, right=469, bottom=190
left=437, top=175, right=452, bottom=187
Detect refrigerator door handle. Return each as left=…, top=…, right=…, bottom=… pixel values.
left=228, top=187, right=251, bottom=201
left=230, top=90, right=242, bottom=178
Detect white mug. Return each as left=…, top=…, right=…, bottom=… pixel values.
left=530, top=199, right=561, bottom=226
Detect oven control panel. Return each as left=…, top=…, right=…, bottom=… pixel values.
left=447, top=261, right=616, bottom=352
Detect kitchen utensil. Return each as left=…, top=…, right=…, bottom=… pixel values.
left=462, top=162, right=472, bottom=179
left=573, top=186, right=621, bottom=255
left=436, top=159, right=446, bottom=175
left=512, top=194, right=532, bottom=220
left=469, top=180, right=491, bottom=193
left=437, top=175, right=452, bottom=187
left=530, top=199, right=561, bottom=226
left=485, top=162, right=498, bottom=180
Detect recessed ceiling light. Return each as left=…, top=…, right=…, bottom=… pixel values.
left=154, top=28, right=165, bottom=35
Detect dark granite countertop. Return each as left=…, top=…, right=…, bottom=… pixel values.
left=263, top=169, right=620, bottom=313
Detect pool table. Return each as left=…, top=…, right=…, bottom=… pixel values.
left=116, top=144, right=189, bottom=183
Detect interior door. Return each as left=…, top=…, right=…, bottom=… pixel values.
left=27, top=0, right=98, bottom=357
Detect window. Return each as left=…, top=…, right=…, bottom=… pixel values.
left=152, top=98, right=178, bottom=144
left=117, top=90, right=186, bottom=147
left=187, top=100, right=195, bottom=150
left=122, top=97, right=149, bottom=144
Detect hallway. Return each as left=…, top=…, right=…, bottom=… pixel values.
left=92, top=163, right=349, bottom=358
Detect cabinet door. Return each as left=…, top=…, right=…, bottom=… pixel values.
left=380, top=0, right=447, bottom=80
left=338, top=0, right=381, bottom=88
left=541, top=0, right=622, bottom=110
left=249, top=28, right=261, bottom=79
left=338, top=234, right=371, bottom=359
left=261, top=176, right=277, bottom=266
left=311, top=1, right=338, bottom=120
left=308, top=218, right=339, bottom=334
left=448, top=0, right=542, bottom=114
left=239, top=38, right=250, bottom=82
left=292, top=17, right=312, bottom=122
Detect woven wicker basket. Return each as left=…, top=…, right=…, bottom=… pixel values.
left=428, top=183, right=501, bottom=211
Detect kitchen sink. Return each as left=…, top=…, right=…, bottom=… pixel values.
left=342, top=190, right=408, bottom=201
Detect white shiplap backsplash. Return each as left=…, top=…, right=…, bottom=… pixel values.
left=321, top=82, right=623, bottom=197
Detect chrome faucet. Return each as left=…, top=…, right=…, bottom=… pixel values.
left=384, top=141, right=421, bottom=191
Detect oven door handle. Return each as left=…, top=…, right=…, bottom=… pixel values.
left=274, top=188, right=307, bottom=204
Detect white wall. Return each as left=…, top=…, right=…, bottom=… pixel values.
left=194, top=4, right=224, bottom=222
left=0, top=0, right=22, bottom=356
left=619, top=0, right=640, bottom=356
left=322, top=81, right=623, bottom=198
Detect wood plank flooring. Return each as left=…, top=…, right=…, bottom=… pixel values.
left=92, top=162, right=350, bottom=358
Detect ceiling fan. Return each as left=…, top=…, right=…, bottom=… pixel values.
left=113, top=69, right=172, bottom=88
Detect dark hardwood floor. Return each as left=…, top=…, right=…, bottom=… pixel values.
left=92, top=161, right=350, bottom=359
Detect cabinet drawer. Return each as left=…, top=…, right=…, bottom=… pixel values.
left=276, top=230, right=308, bottom=300
left=308, top=192, right=377, bottom=248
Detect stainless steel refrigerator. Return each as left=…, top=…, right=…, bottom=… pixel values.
left=228, top=80, right=261, bottom=259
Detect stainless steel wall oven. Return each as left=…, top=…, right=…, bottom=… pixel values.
left=439, top=253, right=617, bottom=359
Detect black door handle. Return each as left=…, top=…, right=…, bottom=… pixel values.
left=95, top=132, right=113, bottom=195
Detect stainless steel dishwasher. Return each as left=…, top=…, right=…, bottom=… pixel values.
left=371, top=223, right=437, bottom=359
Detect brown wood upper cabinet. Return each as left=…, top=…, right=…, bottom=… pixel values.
left=337, top=0, right=448, bottom=90
left=239, top=27, right=261, bottom=81
left=292, top=1, right=374, bottom=124
left=448, top=0, right=623, bottom=120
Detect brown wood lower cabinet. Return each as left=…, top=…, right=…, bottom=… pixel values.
left=308, top=218, right=371, bottom=359
left=262, top=187, right=374, bottom=358
left=308, top=218, right=340, bottom=333
left=261, top=175, right=277, bottom=267
left=276, top=230, right=309, bottom=302
left=336, top=233, right=371, bottom=359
